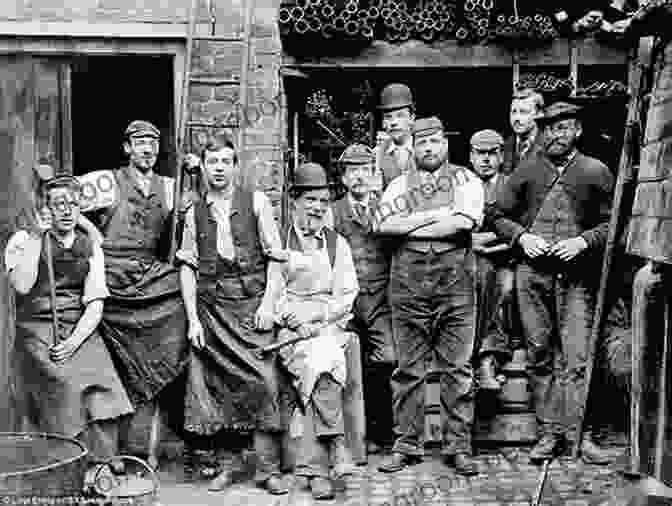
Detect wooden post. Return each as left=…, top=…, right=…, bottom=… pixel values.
left=512, top=48, right=520, bottom=92
left=569, top=40, right=579, bottom=97
left=238, top=0, right=255, bottom=186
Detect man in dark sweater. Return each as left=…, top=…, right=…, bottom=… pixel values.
left=490, top=102, right=615, bottom=463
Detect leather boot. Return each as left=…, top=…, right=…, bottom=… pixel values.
left=478, top=355, right=501, bottom=391
left=581, top=432, right=614, bottom=465
left=529, top=434, right=565, bottom=463
left=330, top=436, right=355, bottom=478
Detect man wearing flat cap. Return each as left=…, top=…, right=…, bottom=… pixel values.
left=375, top=83, right=416, bottom=191
left=78, top=120, right=189, bottom=434
left=469, top=129, right=515, bottom=391
left=375, top=117, right=484, bottom=476
left=490, top=102, right=615, bottom=463
left=331, top=143, right=396, bottom=455
left=5, top=167, right=133, bottom=475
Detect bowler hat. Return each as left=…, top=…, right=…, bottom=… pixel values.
left=540, top=102, right=584, bottom=125
left=378, top=83, right=414, bottom=111
left=470, top=129, right=504, bottom=149
left=124, top=120, right=160, bottom=139
left=292, top=162, right=330, bottom=190
left=412, top=116, right=444, bottom=138
left=339, top=144, right=374, bottom=165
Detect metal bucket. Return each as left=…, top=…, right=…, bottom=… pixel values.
left=93, top=455, right=159, bottom=506
left=0, top=432, right=88, bottom=496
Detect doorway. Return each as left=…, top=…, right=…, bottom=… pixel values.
left=70, top=55, right=176, bottom=177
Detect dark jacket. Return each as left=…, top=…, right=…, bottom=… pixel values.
left=490, top=150, right=614, bottom=251
left=502, top=131, right=545, bottom=175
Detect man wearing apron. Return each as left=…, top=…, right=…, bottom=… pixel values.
left=331, top=144, right=396, bottom=454
left=80, top=120, right=189, bottom=443
left=273, top=162, right=359, bottom=500
left=5, top=172, right=133, bottom=475
left=375, top=117, right=484, bottom=476
left=176, top=132, right=288, bottom=494
left=490, top=102, right=614, bottom=463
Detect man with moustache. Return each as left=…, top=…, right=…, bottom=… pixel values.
left=490, top=102, right=614, bottom=463
left=331, top=144, right=395, bottom=455
left=79, top=121, right=189, bottom=438
left=469, top=130, right=514, bottom=391
left=375, top=83, right=416, bottom=189
left=375, top=117, right=484, bottom=476
left=503, top=88, right=545, bottom=174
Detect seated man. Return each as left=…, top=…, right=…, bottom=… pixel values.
left=469, top=129, right=515, bottom=390
left=5, top=170, right=133, bottom=477
left=272, top=162, right=359, bottom=501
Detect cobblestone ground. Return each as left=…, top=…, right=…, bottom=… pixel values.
left=154, top=442, right=636, bottom=506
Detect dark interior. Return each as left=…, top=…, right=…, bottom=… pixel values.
left=70, top=55, right=176, bottom=177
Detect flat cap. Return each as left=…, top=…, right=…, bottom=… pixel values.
left=412, top=116, right=444, bottom=138
left=470, top=129, right=504, bottom=149
left=339, top=144, right=374, bottom=165
left=42, top=174, right=81, bottom=193
left=541, top=102, right=583, bottom=124
left=378, top=83, right=414, bottom=111
left=124, top=120, right=160, bottom=139
left=292, top=162, right=330, bottom=189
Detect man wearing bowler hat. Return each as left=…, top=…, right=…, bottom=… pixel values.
left=375, top=83, right=416, bottom=190
left=79, top=120, right=189, bottom=434
left=331, top=143, right=396, bottom=454
left=490, top=102, right=615, bottom=463
left=375, top=117, right=484, bottom=476
left=469, top=129, right=515, bottom=390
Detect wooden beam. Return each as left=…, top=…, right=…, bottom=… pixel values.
left=0, top=21, right=218, bottom=39
left=282, top=38, right=628, bottom=69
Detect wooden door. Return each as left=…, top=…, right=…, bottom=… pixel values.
left=0, top=56, right=72, bottom=431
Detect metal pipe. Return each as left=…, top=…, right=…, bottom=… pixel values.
left=308, top=16, right=322, bottom=31
left=321, top=3, right=334, bottom=17
left=333, top=16, right=346, bottom=29
left=279, top=7, right=293, bottom=24
left=481, top=0, right=493, bottom=10
left=421, top=28, right=435, bottom=41
left=464, top=0, right=476, bottom=12
left=345, top=19, right=360, bottom=35
left=399, top=27, right=410, bottom=40
left=358, top=9, right=369, bottom=19
left=381, top=7, right=392, bottom=18
left=291, top=6, right=305, bottom=20
left=360, top=24, right=374, bottom=38
left=321, top=22, right=335, bottom=37
left=295, top=18, right=310, bottom=33
left=346, top=1, right=357, bottom=13
left=456, top=26, right=468, bottom=39
left=368, top=6, right=379, bottom=18
left=304, top=5, right=317, bottom=17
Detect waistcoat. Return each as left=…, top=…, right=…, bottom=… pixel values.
left=401, top=163, right=471, bottom=253
left=101, top=167, right=170, bottom=260
left=528, top=173, right=581, bottom=244
left=332, top=197, right=389, bottom=289
left=17, top=231, right=93, bottom=318
left=194, top=187, right=267, bottom=297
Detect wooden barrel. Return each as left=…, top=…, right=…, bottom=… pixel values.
left=627, top=39, right=672, bottom=263
left=0, top=432, right=87, bottom=496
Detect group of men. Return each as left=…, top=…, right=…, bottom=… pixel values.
left=5, top=77, right=618, bottom=501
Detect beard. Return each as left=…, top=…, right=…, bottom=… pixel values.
left=418, top=153, right=444, bottom=172
left=545, top=139, right=572, bottom=158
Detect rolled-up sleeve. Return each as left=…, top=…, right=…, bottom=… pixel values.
left=5, top=230, right=32, bottom=273
left=453, top=174, right=484, bottom=228
left=175, top=206, right=199, bottom=270
left=327, top=235, right=359, bottom=320
left=82, top=241, right=110, bottom=305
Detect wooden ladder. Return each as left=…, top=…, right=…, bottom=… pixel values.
left=148, top=0, right=256, bottom=470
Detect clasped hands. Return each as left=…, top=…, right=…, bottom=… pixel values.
left=518, top=232, right=588, bottom=261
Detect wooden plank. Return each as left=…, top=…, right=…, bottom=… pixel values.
left=59, top=63, right=72, bottom=175
left=282, top=38, right=628, bottom=68
left=0, top=37, right=185, bottom=55
left=0, top=21, right=210, bottom=38
left=0, top=57, right=37, bottom=431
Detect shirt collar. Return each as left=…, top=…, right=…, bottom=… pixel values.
left=132, top=166, right=154, bottom=185
left=386, top=137, right=413, bottom=155
left=292, top=219, right=326, bottom=241
left=205, top=188, right=234, bottom=205
left=348, top=192, right=370, bottom=212
left=50, top=230, right=76, bottom=249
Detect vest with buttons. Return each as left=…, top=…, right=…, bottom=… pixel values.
left=101, top=167, right=170, bottom=260
left=401, top=163, right=471, bottom=253
left=194, top=187, right=267, bottom=297
left=332, top=197, right=389, bottom=289
left=528, top=173, right=581, bottom=245
left=378, top=138, right=415, bottom=189
left=16, top=230, right=93, bottom=319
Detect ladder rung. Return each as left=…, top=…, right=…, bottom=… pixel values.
left=192, top=36, right=243, bottom=42
left=190, top=77, right=240, bottom=86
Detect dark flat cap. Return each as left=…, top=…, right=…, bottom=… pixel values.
left=339, top=144, right=374, bottom=165
left=412, top=116, right=444, bottom=138
left=292, top=162, right=330, bottom=189
left=378, top=83, right=414, bottom=111
left=43, top=174, right=81, bottom=193
left=124, top=120, right=160, bottom=139
left=541, top=102, right=584, bottom=124
left=470, top=129, right=504, bottom=149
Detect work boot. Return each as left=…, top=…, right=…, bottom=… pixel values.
left=580, top=432, right=614, bottom=465
left=445, top=453, right=479, bottom=476
left=378, top=452, right=422, bottom=473
left=330, top=436, right=355, bottom=478
left=529, top=434, right=565, bottom=463
left=310, top=476, right=334, bottom=500
left=478, top=355, right=501, bottom=391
